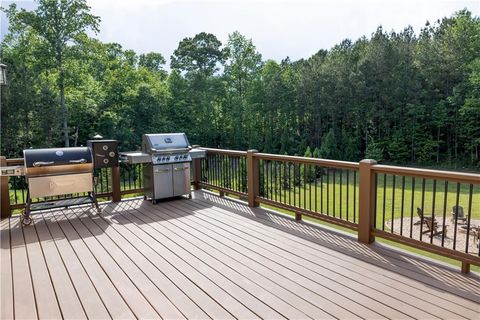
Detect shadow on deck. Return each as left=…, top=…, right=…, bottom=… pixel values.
left=1, top=190, right=479, bottom=319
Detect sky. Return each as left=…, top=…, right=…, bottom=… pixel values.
left=1, top=0, right=479, bottom=64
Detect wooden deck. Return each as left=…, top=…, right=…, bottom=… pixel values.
left=1, top=190, right=479, bottom=320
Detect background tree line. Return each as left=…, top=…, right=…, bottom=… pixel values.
left=1, top=0, right=479, bottom=170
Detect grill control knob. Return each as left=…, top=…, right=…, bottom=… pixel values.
left=103, top=159, right=109, bottom=164
left=109, top=151, right=115, bottom=157
left=174, top=156, right=178, bottom=160
left=166, top=156, right=170, bottom=161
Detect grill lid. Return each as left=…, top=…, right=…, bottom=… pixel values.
left=24, top=147, right=93, bottom=168
left=142, top=133, right=190, bottom=153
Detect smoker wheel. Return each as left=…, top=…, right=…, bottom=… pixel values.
left=20, top=214, right=32, bottom=226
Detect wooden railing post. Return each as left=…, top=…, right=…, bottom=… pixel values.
left=1, top=156, right=12, bottom=219
left=461, top=262, right=470, bottom=274
left=192, top=158, right=202, bottom=190
left=247, top=149, right=259, bottom=207
left=111, top=166, right=121, bottom=202
left=358, top=159, right=377, bottom=244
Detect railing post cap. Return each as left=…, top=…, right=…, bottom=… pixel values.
left=360, top=159, right=377, bottom=165
left=247, top=149, right=258, bottom=154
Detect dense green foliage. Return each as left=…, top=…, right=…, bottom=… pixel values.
left=1, top=1, right=479, bottom=169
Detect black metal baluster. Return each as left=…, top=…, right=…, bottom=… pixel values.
left=430, top=180, right=437, bottom=243
left=326, top=169, right=329, bottom=215
left=391, top=175, right=396, bottom=233
left=288, top=163, right=292, bottom=206
left=309, top=165, right=312, bottom=211
left=374, top=173, right=378, bottom=229
left=274, top=161, right=278, bottom=203
left=321, top=168, right=324, bottom=214
left=105, top=168, right=110, bottom=193
left=339, top=169, right=343, bottom=219
left=409, top=177, right=415, bottom=238
left=453, top=182, right=460, bottom=250
left=346, top=170, right=349, bottom=221
left=382, top=174, right=387, bottom=231
left=441, top=181, right=448, bottom=247
left=400, top=176, right=405, bottom=236
left=419, top=178, right=426, bottom=241
left=128, top=166, right=132, bottom=190
left=353, top=171, right=357, bottom=223
left=333, top=169, right=336, bottom=217
left=13, top=178, right=18, bottom=204
left=293, top=163, right=296, bottom=207
left=464, top=184, right=473, bottom=253
left=303, top=164, right=307, bottom=210
left=279, top=161, right=283, bottom=204
left=315, top=166, right=318, bottom=213
left=138, top=164, right=143, bottom=189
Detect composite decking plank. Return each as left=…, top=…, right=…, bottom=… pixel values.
left=180, top=198, right=477, bottom=319
left=99, top=206, right=235, bottom=320
left=37, top=212, right=111, bottom=320
left=0, top=219, right=14, bottom=320
left=194, top=193, right=480, bottom=307
left=192, top=199, right=480, bottom=317
left=157, top=200, right=405, bottom=319
left=160, top=199, right=423, bottom=319
left=44, top=210, right=136, bottom=320
left=69, top=209, right=187, bottom=320
left=87, top=208, right=211, bottom=320
left=22, top=216, right=63, bottom=319
left=105, top=207, right=269, bottom=320
left=10, top=218, right=38, bottom=320
left=59, top=209, right=161, bottom=319
left=132, top=202, right=348, bottom=319
left=131, top=205, right=313, bottom=320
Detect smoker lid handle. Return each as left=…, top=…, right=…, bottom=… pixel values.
left=69, top=159, right=87, bottom=164
left=33, top=161, right=54, bottom=167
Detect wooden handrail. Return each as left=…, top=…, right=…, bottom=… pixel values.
left=254, top=153, right=360, bottom=170
left=372, top=164, right=480, bottom=185
left=200, top=147, right=247, bottom=156
left=6, top=158, right=24, bottom=165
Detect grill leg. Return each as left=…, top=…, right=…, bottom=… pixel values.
left=89, top=192, right=101, bottom=214
left=21, top=190, right=33, bottom=226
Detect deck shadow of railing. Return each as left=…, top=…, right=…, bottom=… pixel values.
left=195, top=191, right=480, bottom=301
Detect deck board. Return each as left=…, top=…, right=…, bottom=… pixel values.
left=185, top=201, right=479, bottom=318
left=22, top=218, right=63, bottom=319
left=0, top=219, right=14, bottom=320
left=173, top=197, right=477, bottom=319
left=1, top=190, right=479, bottom=320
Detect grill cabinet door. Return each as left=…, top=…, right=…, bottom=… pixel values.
left=172, top=162, right=190, bottom=196
left=153, top=164, right=173, bottom=199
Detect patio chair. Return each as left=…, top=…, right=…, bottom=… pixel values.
left=414, top=207, right=437, bottom=226
left=451, top=206, right=468, bottom=224
left=422, top=218, right=448, bottom=238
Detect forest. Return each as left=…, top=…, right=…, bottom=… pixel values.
left=1, top=0, right=480, bottom=170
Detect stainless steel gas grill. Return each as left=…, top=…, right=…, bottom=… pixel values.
left=21, top=147, right=100, bottom=225
left=141, top=133, right=192, bottom=203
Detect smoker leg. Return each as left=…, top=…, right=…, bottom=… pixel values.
left=21, top=191, right=33, bottom=226
left=89, top=192, right=101, bottom=214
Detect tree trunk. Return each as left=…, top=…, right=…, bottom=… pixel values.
left=436, top=126, right=440, bottom=163
left=59, top=60, right=69, bottom=147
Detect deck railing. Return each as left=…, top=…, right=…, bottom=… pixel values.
left=1, top=150, right=479, bottom=273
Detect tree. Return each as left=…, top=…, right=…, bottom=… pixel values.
left=4, top=0, right=100, bottom=146
left=170, top=32, right=227, bottom=77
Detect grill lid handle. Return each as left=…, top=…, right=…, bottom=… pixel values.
left=33, top=161, right=54, bottom=167
left=69, top=159, right=87, bottom=164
